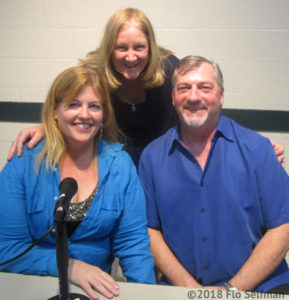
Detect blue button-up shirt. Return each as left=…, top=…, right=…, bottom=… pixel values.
left=139, top=114, right=289, bottom=292
left=0, top=140, right=155, bottom=284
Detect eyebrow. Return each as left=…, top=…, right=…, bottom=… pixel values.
left=198, top=81, right=214, bottom=86
left=177, top=80, right=214, bottom=86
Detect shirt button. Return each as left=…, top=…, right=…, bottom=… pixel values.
left=204, top=265, right=209, bottom=270
left=202, top=237, right=207, bottom=242
left=200, top=182, right=204, bottom=187
left=201, top=208, right=205, bottom=213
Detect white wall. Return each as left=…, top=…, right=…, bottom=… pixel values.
left=0, top=0, right=288, bottom=172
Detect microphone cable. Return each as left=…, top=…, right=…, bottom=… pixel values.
left=0, top=223, right=56, bottom=266
left=0, top=178, right=77, bottom=267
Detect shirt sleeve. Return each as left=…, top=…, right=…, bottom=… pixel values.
left=138, top=148, right=161, bottom=229
left=254, top=138, right=289, bottom=229
left=0, top=156, right=57, bottom=276
left=110, top=155, right=156, bottom=284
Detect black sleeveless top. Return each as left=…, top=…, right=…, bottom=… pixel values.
left=111, top=55, right=179, bottom=164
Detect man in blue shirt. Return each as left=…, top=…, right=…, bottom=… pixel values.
left=138, top=55, right=289, bottom=293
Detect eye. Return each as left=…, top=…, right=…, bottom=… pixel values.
left=67, top=101, right=79, bottom=109
left=135, top=44, right=146, bottom=51
left=89, top=102, right=102, bottom=111
left=199, top=83, right=213, bottom=92
left=177, top=85, right=189, bottom=93
left=115, top=44, right=127, bottom=51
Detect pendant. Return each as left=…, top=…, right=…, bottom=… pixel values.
left=130, top=104, right=136, bottom=112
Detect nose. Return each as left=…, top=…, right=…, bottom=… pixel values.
left=79, top=105, right=90, bottom=118
left=125, top=50, right=137, bottom=62
left=187, top=86, right=200, bottom=102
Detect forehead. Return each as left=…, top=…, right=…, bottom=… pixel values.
left=62, top=84, right=101, bottom=106
left=176, top=62, right=216, bottom=84
left=117, top=23, right=147, bottom=42
left=77, top=84, right=101, bottom=99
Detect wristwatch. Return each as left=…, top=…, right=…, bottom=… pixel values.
left=224, top=281, right=239, bottom=291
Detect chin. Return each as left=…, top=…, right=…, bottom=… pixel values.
left=123, top=73, right=141, bottom=80
left=183, top=114, right=208, bottom=128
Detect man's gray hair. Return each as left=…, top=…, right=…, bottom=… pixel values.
left=171, top=55, right=224, bottom=90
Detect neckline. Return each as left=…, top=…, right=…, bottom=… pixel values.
left=114, top=94, right=147, bottom=113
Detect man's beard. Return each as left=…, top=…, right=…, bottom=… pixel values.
left=182, top=109, right=208, bottom=128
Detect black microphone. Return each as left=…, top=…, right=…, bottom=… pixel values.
left=53, top=178, right=78, bottom=222
left=49, top=177, right=90, bottom=300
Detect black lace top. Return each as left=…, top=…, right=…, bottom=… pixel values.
left=65, top=183, right=98, bottom=237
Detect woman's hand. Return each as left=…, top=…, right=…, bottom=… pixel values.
left=68, top=259, right=120, bottom=300
left=271, top=140, right=285, bottom=167
left=7, top=125, right=44, bottom=160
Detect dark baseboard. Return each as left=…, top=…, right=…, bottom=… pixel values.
left=0, top=102, right=288, bottom=132
left=222, top=109, right=289, bottom=132
left=0, top=102, right=43, bottom=123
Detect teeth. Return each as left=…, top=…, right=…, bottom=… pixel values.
left=76, top=124, right=90, bottom=128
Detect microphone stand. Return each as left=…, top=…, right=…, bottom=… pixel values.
left=48, top=212, right=90, bottom=299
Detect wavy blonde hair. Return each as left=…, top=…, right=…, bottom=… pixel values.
left=36, top=66, right=123, bottom=171
left=80, top=7, right=174, bottom=89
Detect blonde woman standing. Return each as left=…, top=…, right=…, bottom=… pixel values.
left=9, top=8, right=179, bottom=165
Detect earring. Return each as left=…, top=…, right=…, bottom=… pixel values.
left=98, top=123, right=103, bottom=140
left=54, top=119, right=58, bottom=127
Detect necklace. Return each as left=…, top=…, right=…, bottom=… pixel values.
left=116, top=84, right=146, bottom=113
left=130, top=103, right=137, bottom=112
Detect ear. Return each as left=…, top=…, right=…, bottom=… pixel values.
left=219, top=88, right=224, bottom=106
left=172, top=90, right=176, bottom=107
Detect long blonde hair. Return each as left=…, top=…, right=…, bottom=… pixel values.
left=36, top=66, right=123, bottom=170
left=80, top=7, right=174, bottom=89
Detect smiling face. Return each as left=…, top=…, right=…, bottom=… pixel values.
left=112, top=22, right=149, bottom=81
left=172, top=62, right=224, bottom=131
left=54, top=84, right=103, bottom=149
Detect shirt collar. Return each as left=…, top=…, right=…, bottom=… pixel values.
left=97, top=140, right=124, bottom=184
left=215, top=114, right=234, bottom=142
left=98, top=139, right=123, bottom=157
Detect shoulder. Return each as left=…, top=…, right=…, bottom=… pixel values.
left=163, top=55, right=179, bottom=73
left=222, top=116, right=275, bottom=167
left=0, top=141, right=45, bottom=181
left=141, top=127, right=175, bottom=161
left=10, top=141, right=44, bottom=165
left=98, top=140, right=140, bottom=190
left=165, top=54, right=179, bottom=64
left=227, top=117, right=271, bottom=149
left=98, top=139, right=134, bottom=168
